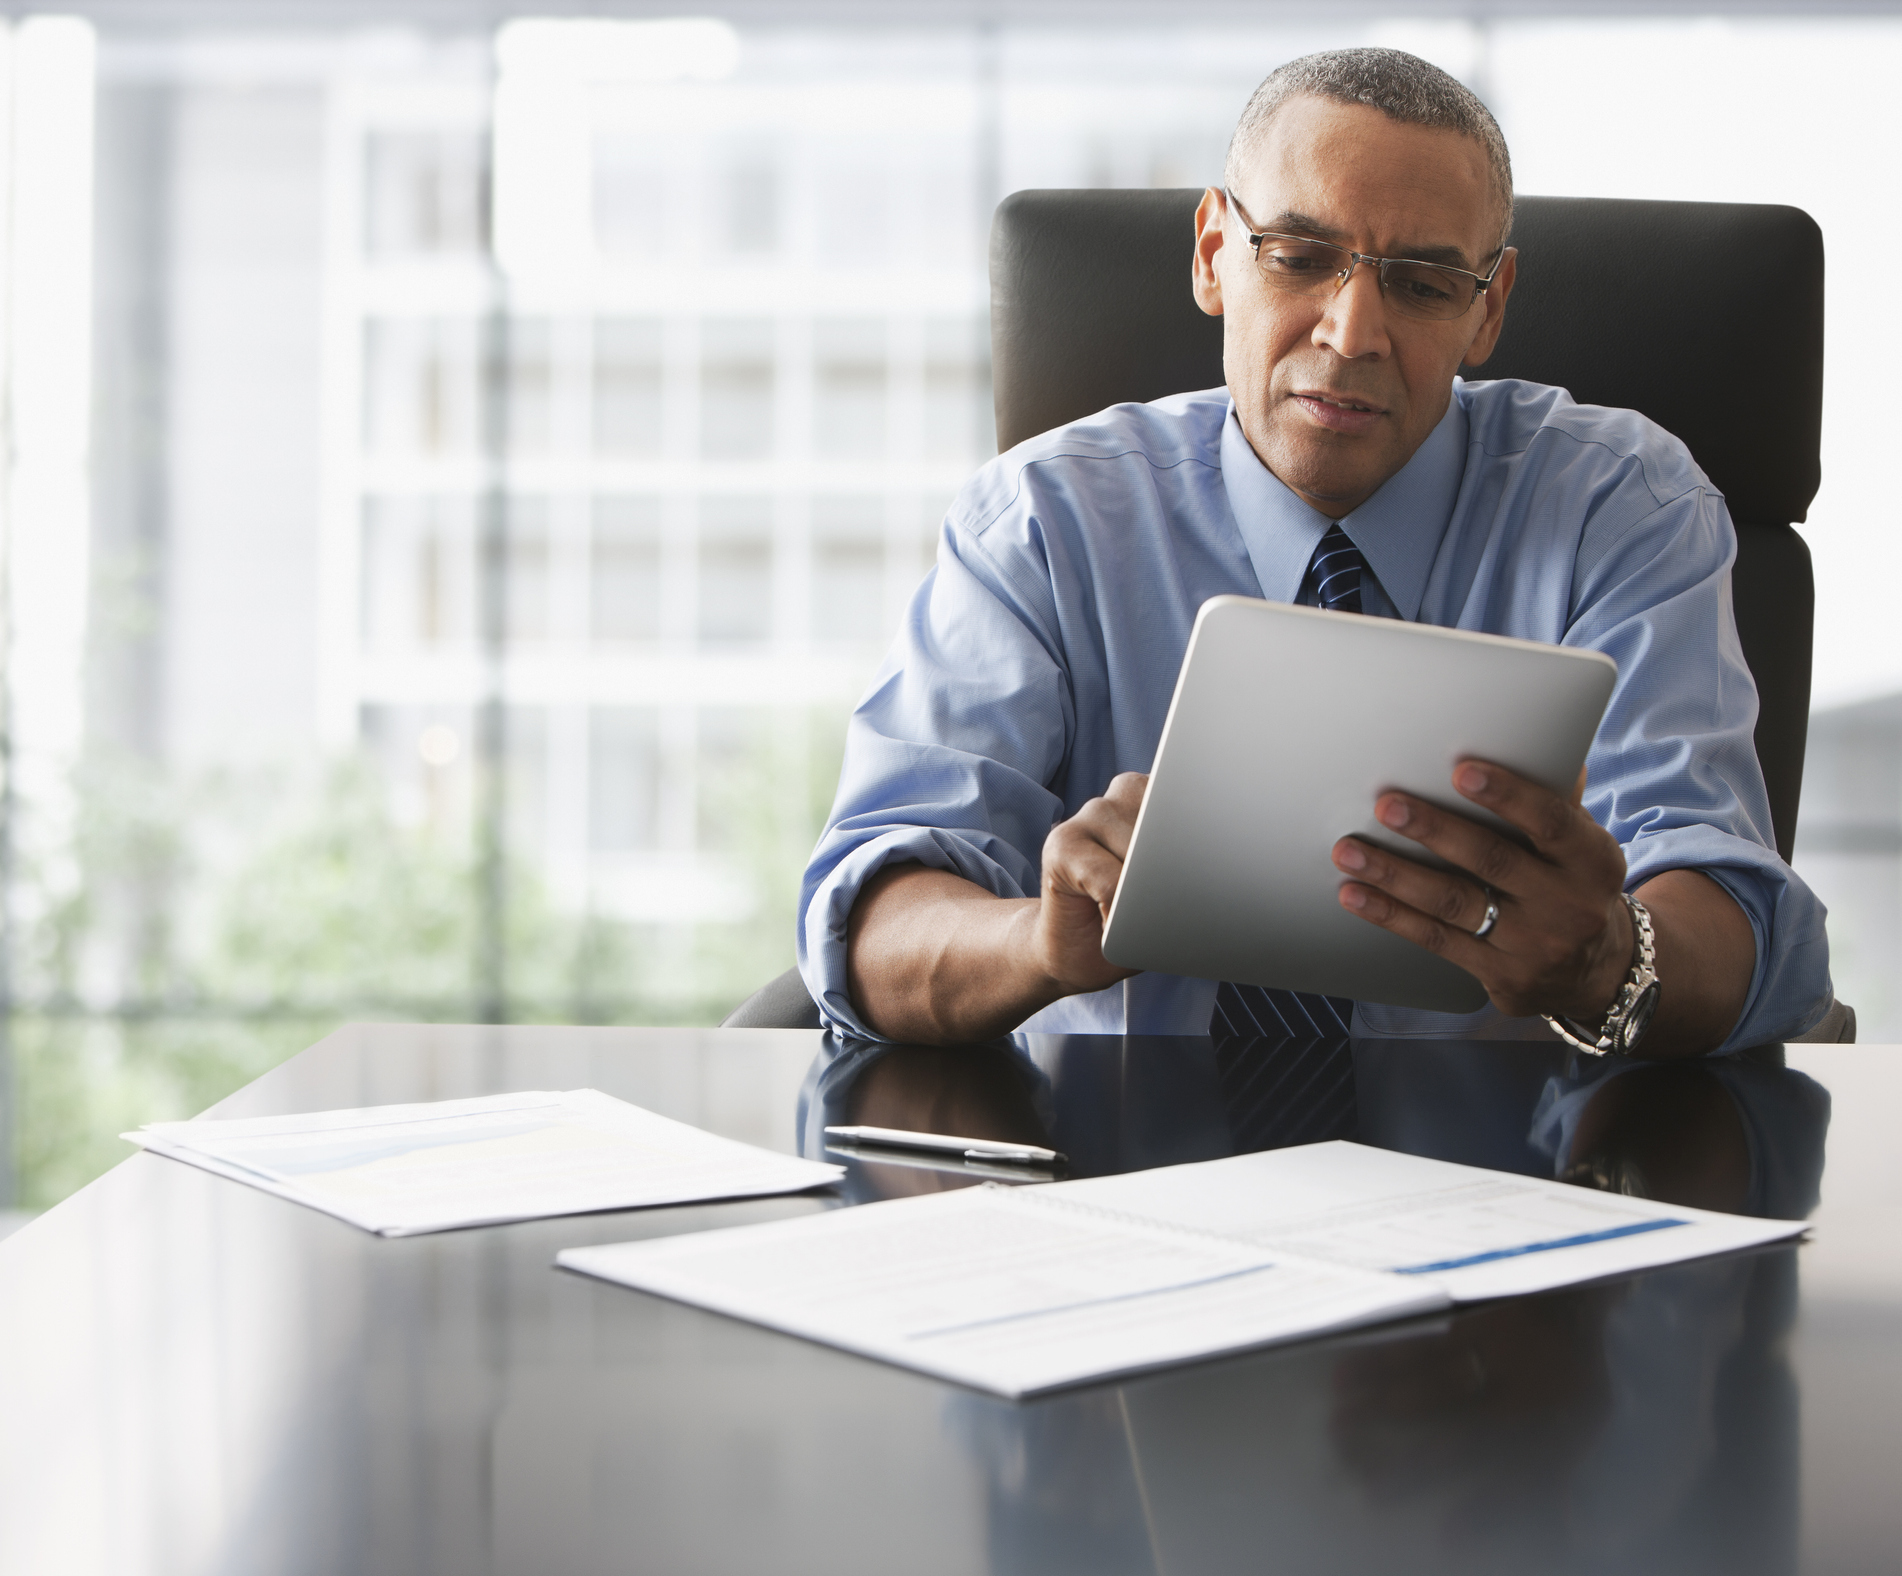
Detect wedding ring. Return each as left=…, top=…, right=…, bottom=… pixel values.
left=1472, top=898, right=1500, bottom=940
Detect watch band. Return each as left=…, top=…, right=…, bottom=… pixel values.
left=1543, top=893, right=1659, bottom=1056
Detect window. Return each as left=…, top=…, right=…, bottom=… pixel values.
left=811, top=494, right=886, bottom=643
left=813, top=160, right=887, bottom=262
left=698, top=495, right=773, bottom=643
left=813, top=318, right=886, bottom=461
left=364, top=130, right=487, bottom=258
left=361, top=495, right=478, bottom=651
left=505, top=498, right=551, bottom=644
left=593, top=135, right=668, bottom=262
left=594, top=318, right=665, bottom=458
left=697, top=707, right=771, bottom=850
left=925, top=316, right=990, bottom=463
left=363, top=316, right=483, bottom=458
left=590, top=707, right=662, bottom=851
left=363, top=703, right=477, bottom=831
left=719, top=159, right=778, bottom=256
left=699, top=318, right=774, bottom=461
left=505, top=704, right=549, bottom=855
left=506, top=317, right=554, bottom=457
left=592, top=496, right=664, bottom=643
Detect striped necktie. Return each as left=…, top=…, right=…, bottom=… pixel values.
left=1208, top=524, right=1367, bottom=1038
left=1307, top=521, right=1365, bottom=613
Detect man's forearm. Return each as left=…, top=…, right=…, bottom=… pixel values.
left=845, top=865, right=1069, bottom=1043
left=1628, top=868, right=1756, bottom=1057
left=840, top=841, right=1756, bottom=1054
left=845, top=779, right=1149, bottom=1043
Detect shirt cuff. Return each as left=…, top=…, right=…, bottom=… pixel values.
left=797, top=825, right=1039, bottom=1040
left=1621, top=824, right=1832, bottom=1051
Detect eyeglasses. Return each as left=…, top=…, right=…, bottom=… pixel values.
left=1225, top=190, right=1504, bottom=323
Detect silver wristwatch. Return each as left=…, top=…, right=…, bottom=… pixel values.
left=1542, top=893, right=1660, bottom=1056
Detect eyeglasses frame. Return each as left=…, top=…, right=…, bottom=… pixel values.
left=1222, top=188, right=1507, bottom=320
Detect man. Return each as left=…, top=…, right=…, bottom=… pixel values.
left=798, top=47, right=1832, bottom=1054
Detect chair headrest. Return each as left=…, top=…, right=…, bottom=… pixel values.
left=989, top=189, right=1822, bottom=529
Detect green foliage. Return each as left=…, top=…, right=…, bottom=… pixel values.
left=205, top=760, right=479, bottom=1012
left=11, top=1012, right=334, bottom=1210
left=693, top=707, right=846, bottom=1018
left=4, top=706, right=854, bottom=1207
left=10, top=749, right=202, bottom=1009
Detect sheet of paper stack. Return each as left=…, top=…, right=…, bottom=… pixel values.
left=127, top=1089, right=843, bottom=1236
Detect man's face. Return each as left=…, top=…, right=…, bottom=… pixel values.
left=1193, top=96, right=1516, bottom=519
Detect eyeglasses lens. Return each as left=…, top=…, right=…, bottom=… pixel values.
left=1254, top=240, right=1475, bottom=321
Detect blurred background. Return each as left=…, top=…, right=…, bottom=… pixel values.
left=0, top=0, right=1897, bottom=1218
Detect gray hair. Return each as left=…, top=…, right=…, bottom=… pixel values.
left=1224, top=47, right=1514, bottom=247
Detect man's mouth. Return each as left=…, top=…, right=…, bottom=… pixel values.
left=1291, top=391, right=1388, bottom=434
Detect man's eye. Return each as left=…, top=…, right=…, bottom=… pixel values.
left=1392, top=271, right=1458, bottom=303
left=1264, top=250, right=1334, bottom=274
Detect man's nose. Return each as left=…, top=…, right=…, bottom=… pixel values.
left=1312, top=263, right=1391, bottom=360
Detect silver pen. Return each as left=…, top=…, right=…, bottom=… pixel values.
left=822, top=1124, right=1066, bottom=1167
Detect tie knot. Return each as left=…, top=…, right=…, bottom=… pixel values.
left=1309, top=524, right=1365, bottom=615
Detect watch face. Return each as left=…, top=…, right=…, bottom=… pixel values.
left=1620, top=981, right=1662, bottom=1052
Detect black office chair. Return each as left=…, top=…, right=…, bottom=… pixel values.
left=727, top=187, right=1853, bottom=1041
left=721, top=963, right=822, bottom=1029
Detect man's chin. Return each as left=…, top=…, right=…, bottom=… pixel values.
left=1271, top=452, right=1396, bottom=516
left=1241, top=410, right=1404, bottom=512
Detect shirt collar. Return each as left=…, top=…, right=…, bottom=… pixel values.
left=1219, top=387, right=1470, bottom=621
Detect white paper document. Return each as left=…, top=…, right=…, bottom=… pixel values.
left=557, top=1140, right=1806, bottom=1397
left=557, top=1184, right=1449, bottom=1398
left=127, top=1089, right=843, bottom=1236
left=1055, top=1142, right=1808, bottom=1301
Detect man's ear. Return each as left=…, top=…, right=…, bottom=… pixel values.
left=1192, top=186, right=1227, bottom=318
left=1458, top=246, right=1517, bottom=368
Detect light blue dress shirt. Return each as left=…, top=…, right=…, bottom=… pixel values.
left=798, top=379, right=1833, bottom=1048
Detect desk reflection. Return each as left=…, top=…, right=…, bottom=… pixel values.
left=1118, top=1248, right=1799, bottom=1576
left=800, top=1032, right=1828, bottom=1217
left=798, top=1033, right=1828, bottom=1575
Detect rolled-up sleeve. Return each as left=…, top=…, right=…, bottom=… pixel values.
left=797, top=516, right=1074, bottom=1037
left=1566, top=484, right=1832, bottom=1049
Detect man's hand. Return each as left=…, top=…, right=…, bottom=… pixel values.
left=846, top=773, right=1148, bottom=1043
left=1031, top=771, right=1148, bottom=995
left=1330, top=759, right=1754, bottom=1055
left=1330, top=761, right=1631, bottom=1022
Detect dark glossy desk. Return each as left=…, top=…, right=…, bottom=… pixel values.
left=0, top=1024, right=1897, bottom=1575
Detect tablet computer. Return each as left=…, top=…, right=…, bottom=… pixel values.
left=1099, top=597, right=1618, bottom=1014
